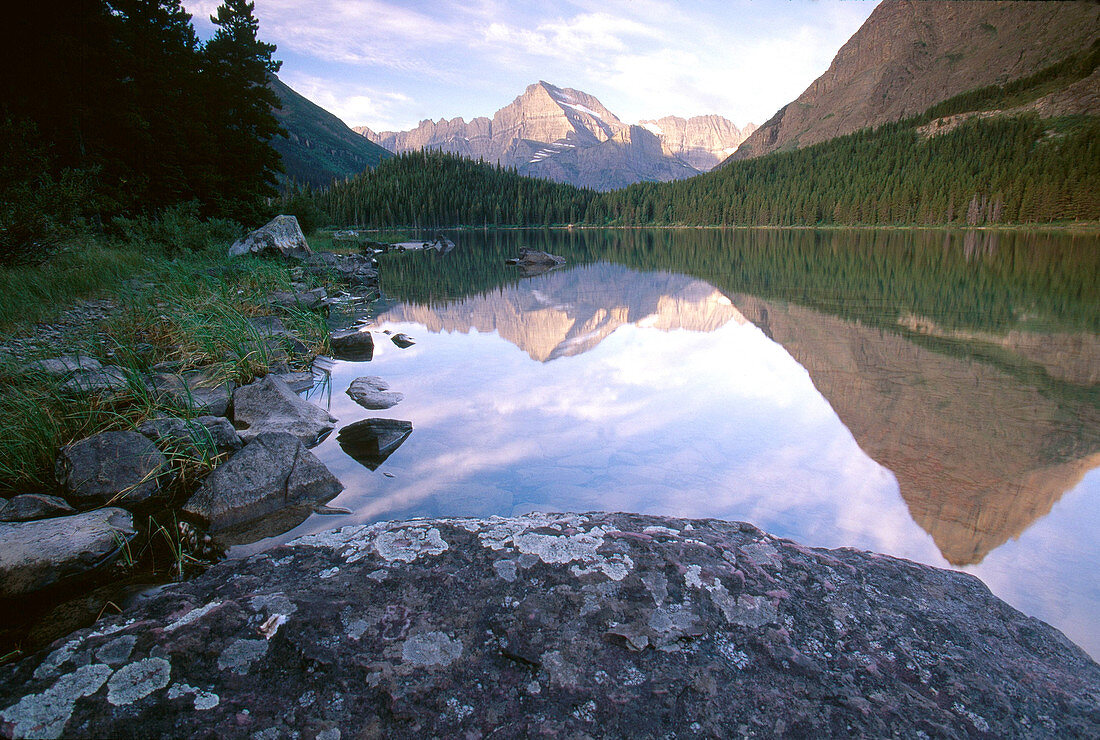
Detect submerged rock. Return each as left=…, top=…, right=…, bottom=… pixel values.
left=55, top=431, right=171, bottom=507
left=232, top=375, right=336, bottom=446
left=390, top=333, right=415, bottom=349
left=329, top=328, right=374, bottom=361
left=0, top=508, right=135, bottom=597
left=345, top=376, right=403, bottom=410
left=0, top=494, right=75, bottom=522
left=337, top=418, right=412, bottom=470
left=0, top=513, right=1095, bottom=738
left=227, top=215, right=312, bottom=261
left=181, top=432, right=343, bottom=535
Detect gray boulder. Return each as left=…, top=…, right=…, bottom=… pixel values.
left=507, top=248, right=566, bottom=266
left=138, top=416, right=242, bottom=458
left=268, top=287, right=328, bottom=311
left=304, top=252, right=379, bottom=287
left=270, top=371, right=315, bottom=393
left=232, top=375, right=336, bottom=445
left=337, top=418, right=412, bottom=470
left=246, top=315, right=289, bottom=338
left=151, top=371, right=234, bottom=417
left=2, top=512, right=1097, bottom=738
left=23, top=355, right=102, bottom=377
left=227, top=215, right=312, bottom=260
left=60, top=366, right=131, bottom=395
left=390, top=332, right=415, bottom=349
left=182, top=432, right=343, bottom=533
left=0, top=494, right=75, bottom=522
left=0, top=508, right=135, bottom=597
left=346, top=376, right=403, bottom=410
left=55, top=431, right=171, bottom=507
left=329, top=328, right=374, bottom=361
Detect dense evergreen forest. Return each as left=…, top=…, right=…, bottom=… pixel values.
left=305, top=111, right=1099, bottom=229
left=0, top=0, right=283, bottom=265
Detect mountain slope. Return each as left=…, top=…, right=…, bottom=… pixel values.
left=731, top=0, right=1100, bottom=161
left=268, top=76, right=392, bottom=187
left=639, top=116, right=756, bottom=170
left=357, top=81, right=704, bottom=190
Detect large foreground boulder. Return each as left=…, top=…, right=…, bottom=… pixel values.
left=0, top=508, right=135, bottom=597
left=232, top=375, right=336, bottom=445
left=1, top=513, right=1095, bottom=738
left=181, top=432, right=342, bottom=535
left=55, top=431, right=171, bottom=507
left=227, top=215, right=312, bottom=261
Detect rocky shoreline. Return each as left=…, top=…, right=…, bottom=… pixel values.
left=1, top=512, right=1097, bottom=738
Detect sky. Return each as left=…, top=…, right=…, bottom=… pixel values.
left=183, top=0, right=881, bottom=133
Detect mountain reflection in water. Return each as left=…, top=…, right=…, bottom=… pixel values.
left=234, top=229, right=1100, bottom=659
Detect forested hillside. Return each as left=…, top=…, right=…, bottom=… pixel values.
left=304, top=111, right=1099, bottom=228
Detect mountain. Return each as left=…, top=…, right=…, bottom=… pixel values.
left=357, top=81, right=732, bottom=190
left=639, top=116, right=756, bottom=171
left=268, top=76, right=392, bottom=187
left=731, top=0, right=1100, bottom=161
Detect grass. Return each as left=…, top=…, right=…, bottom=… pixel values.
left=0, top=222, right=336, bottom=494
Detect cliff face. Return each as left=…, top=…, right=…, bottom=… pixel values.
left=356, top=82, right=703, bottom=190
left=639, top=115, right=756, bottom=170
left=733, top=295, right=1100, bottom=566
left=731, top=0, right=1100, bottom=161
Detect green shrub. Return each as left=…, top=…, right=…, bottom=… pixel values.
left=111, top=202, right=241, bottom=255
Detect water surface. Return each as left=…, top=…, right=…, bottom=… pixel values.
left=235, top=228, right=1100, bottom=658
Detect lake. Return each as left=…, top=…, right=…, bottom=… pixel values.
left=235, top=228, right=1100, bottom=659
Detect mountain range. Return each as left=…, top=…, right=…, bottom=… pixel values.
left=355, top=81, right=755, bottom=190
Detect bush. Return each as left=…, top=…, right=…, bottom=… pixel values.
left=111, top=202, right=241, bottom=255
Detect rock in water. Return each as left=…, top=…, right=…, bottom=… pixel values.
left=0, top=508, right=135, bottom=597
left=337, top=418, right=412, bottom=470
left=232, top=375, right=336, bottom=446
left=182, top=432, right=343, bottom=534
left=390, top=333, right=415, bottom=349
left=227, top=215, right=312, bottom=260
left=55, top=431, right=171, bottom=507
left=345, top=376, right=403, bottom=410
left=0, top=513, right=1095, bottom=737
left=329, top=329, right=374, bottom=361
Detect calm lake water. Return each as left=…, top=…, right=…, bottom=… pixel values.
left=235, top=228, right=1100, bottom=659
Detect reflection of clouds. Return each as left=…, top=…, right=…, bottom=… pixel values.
left=962, top=471, right=1100, bottom=660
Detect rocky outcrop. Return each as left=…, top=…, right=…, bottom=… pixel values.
left=359, top=81, right=702, bottom=190
left=731, top=0, right=1100, bottom=161
left=227, top=216, right=312, bottom=261
left=0, top=513, right=1096, bottom=738
left=54, top=431, right=171, bottom=507
left=182, top=433, right=343, bottom=537
left=639, top=115, right=756, bottom=170
left=0, top=508, right=135, bottom=598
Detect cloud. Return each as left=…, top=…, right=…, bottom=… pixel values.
left=281, top=73, right=411, bottom=130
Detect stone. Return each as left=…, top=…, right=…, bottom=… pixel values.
left=23, top=355, right=102, bottom=377
left=1, top=513, right=1096, bottom=738
left=345, top=377, right=403, bottom=410
left=303, top=253, right=379, bottom=287
left=150, top=371, right=234, bottom=417
left=246, top=316, right=289, bottom=338
left=390, top=333, right=415, bottom=349
left=510, top=248, right=566, bottom=267
left=59, top=366, right=131, bottom=395
left=227, top=215, right=312, bottom=260
left=329, top=329, right=374, bottom=361
left=0, top=508, right=135, bottom=597
left=232, top=375, right=336, bottom=445
left=270, top=372, right=315, bottom=393
left=55, top=431, right=171, bottom=507
left=268, top=288, right=328, bottom=312
left=182, top=432, right=343, bottom=533
left=336, top=418, right=412, bottom=470
left=138, top=416, right=242, bottom=458
left=0, top=494, right=75, bottom=522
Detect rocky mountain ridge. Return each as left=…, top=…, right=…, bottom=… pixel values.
left=357, top=81, right=751, bottom=190
left=731, top=0, right=1100, bottom=162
